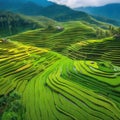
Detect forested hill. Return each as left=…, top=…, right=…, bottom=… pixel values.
left=0, top=11, right=42, bottom=37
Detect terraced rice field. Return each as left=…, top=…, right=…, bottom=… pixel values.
left=9, top=21, right=97, bottom=52
left=0, top=39, right=120, bottom=120
left=65, top=37, right=120, bottom=66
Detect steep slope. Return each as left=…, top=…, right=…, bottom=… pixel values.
left=0, top=0, right=25, bottom=10
left=17, top=2, right=91, bottom=22
left=18, top=2, right=106, bottom=25
left=64, top=37, right=120, bottom=66
left=18, top=1, right=44, bottom=16
left=28, top=0, right=53, bottom=6
left=0, top=0, right=109, bottom=25
left=9, top=21, right=98, bottom=52
left=0, top=0, right=52, bottom=11
left=0, top=11, right=43, bottom=37
left=75, top=3, right=120, bottom=21
left=0, top=39, right=120, bottom=120
left=41, top=4, right=89, bottom=21
left=92, top=16, right=120, bottom=26
left=31, top=16, right=58, bottom=26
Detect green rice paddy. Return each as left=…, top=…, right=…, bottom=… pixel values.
left=0, top=36, right=120, bottom=120
left=0, top=21, right=120, bottom=120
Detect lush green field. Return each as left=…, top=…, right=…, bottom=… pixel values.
left=0, top=20, right=120, bottom=120
left=0, top=0, right=120, bottom=119
left=0, top=34, right=120, bottom=120
left=65, top=37, right=120, bottom=66
left=8, top=21, right=98, bottom=52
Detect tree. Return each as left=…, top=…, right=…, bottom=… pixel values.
left=105, top=31, right=111, bottom=37
left=2, top=112, right=17, bottom=120
left=0, top=92, right=25, bottom=120
left=108, top=25, right=118, bottom=35
left=96, top=29, right=105, bottom=38
left=117, top=27, right=120, bottom=34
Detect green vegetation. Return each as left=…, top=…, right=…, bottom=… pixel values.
left=8, top=21, right=106, bottom=52
left=0, top=92, right=25, bottom=120
left=0, top=5, right=120, bottom=120
left=0, top=39, right=120, bottom=120
left=0, top=0, right=117, bottom=27
left=0, top=11, right=43, bottom=37
left=75, top=3, right=120, bottom=22
left=65, top=37, right=120, bottom=66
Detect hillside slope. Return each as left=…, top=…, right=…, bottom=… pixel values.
left=9, top=21, right=98, bottom=52
left=0, top=11, right=43, bottom=37
left=0, top=0, right=112, bottom=25
left=18, top=2, right=112, bottom=25
left=64, top=37, right=120, bottom=66
left=17, top=2, right=95, bottom=22
left=75, top=3, right=120, bottom=21
left=0, top=39, right=120, bottom=120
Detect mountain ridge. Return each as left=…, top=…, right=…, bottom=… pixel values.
left=0, top=0, right=115, bottom=26
left=0, top=0, right=95, bottom=25
left=75, top=3, right=120, bottom=21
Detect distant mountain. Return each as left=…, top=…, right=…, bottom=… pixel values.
left=40, top=4, right=91, bottom=22
left=18, top=3, right=105, bottom=26
left=0, top=0, right=24, bottom=10
left=75, top=3, right=120, bottom=21
left=16, top=1, right=88, bottom=21
left=92, top=16, right=120, bottom=26
left=28, top=0, right=53, bottom=6
left=0, top=11, right=43, bottom=37
left=0, top=0, right=94, bottom=23
left=0, top=0, right=118, bottom=26
left=18, top=1, right=44, bottom=15
left=0, top=0, right=53, bottom=11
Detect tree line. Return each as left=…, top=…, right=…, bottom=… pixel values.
left=0, top=12, right=40, bottom=37
left=96, top=25, right=120, bottom=39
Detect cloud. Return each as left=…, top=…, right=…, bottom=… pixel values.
left=48, top=0, right=120, bottom=8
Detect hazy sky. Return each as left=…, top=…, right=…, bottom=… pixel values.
left=48, top=0, right=120, bottom=8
